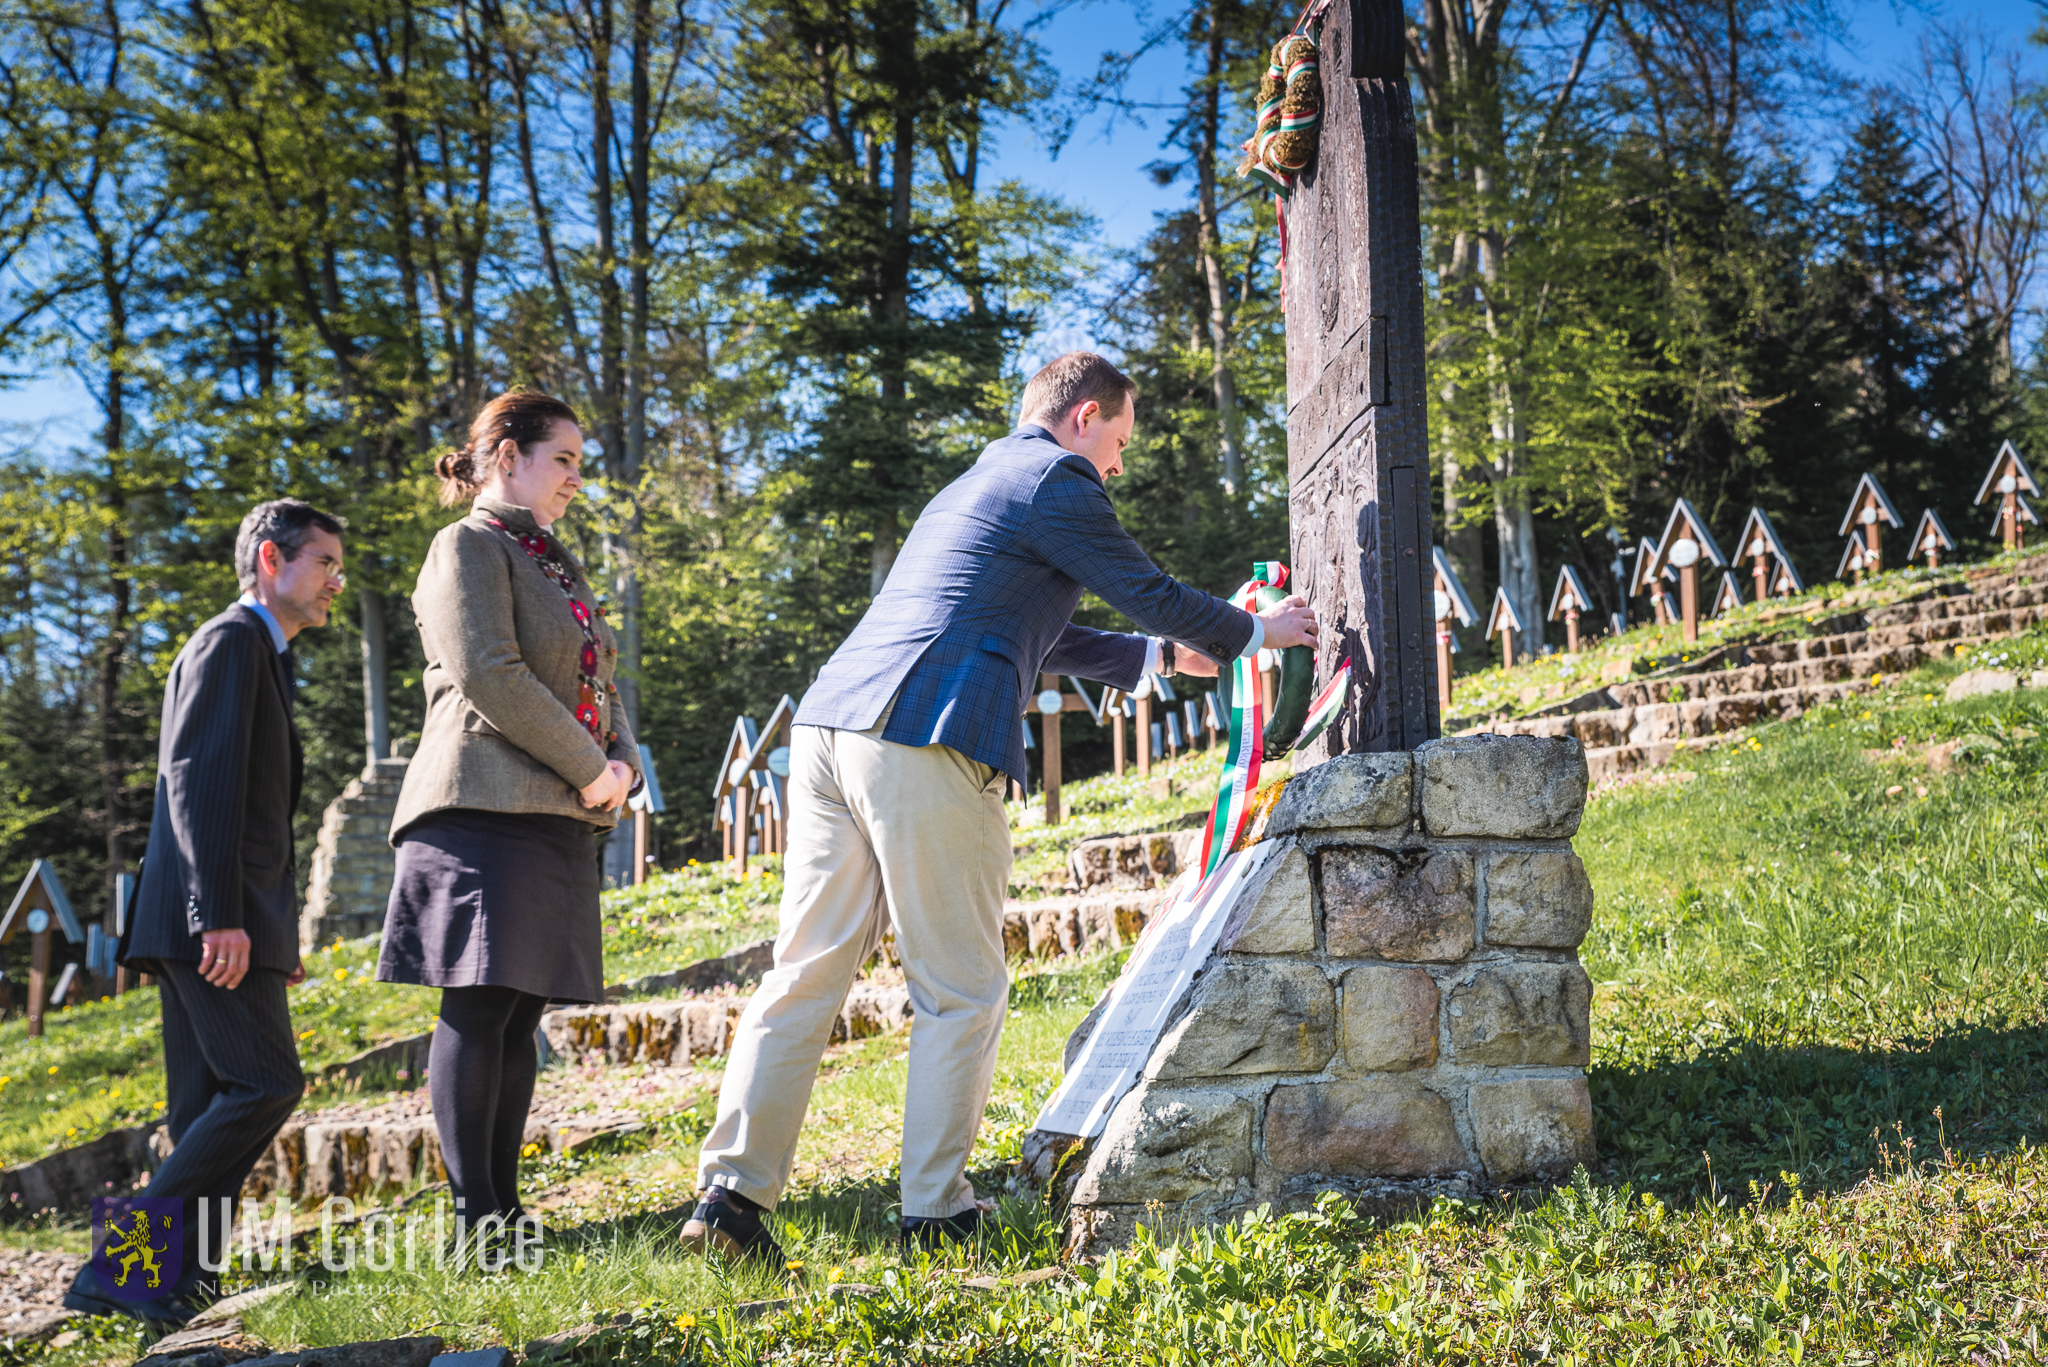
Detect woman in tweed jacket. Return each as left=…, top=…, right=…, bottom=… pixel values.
left=378, top=390, right=639, bottom=1229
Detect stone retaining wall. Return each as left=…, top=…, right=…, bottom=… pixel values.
left=1037, top=735, right=1598, bottom=1253
left=298, top=759, right=409, bottom=955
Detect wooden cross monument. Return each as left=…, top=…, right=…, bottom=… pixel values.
left=1283, top=0, right=1437, bottom=759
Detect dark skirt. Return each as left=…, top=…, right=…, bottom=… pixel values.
left=376, top=809, right=606, bottom=1004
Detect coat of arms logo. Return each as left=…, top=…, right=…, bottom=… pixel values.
left=89, top=1197, right=182, bottom=1301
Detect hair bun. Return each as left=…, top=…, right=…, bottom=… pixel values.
left=434, top=448, right=472, bottom=483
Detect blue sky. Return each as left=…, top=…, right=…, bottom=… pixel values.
left=9, top=0, right=2043, bottom=437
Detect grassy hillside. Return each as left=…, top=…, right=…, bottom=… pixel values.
left=9, top=590, right=2048, bottom=1364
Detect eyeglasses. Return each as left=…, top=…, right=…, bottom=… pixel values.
left=313, top=556, right=346, bottom=588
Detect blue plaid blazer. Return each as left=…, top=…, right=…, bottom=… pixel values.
left=796, top=425, right=1257, bottom=785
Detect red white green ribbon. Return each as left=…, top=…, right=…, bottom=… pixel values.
left=1198, top=563, right=1284, bottom=877
left=1292, top=658, right=1350, bottom=752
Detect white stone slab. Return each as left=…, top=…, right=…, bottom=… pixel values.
left=1033, top=842, right=1277, bottom=1138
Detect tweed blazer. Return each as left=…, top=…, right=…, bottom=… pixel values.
left=390, top=496, right=639, bottom=841
left=797, top=425, right=1257, bottom=784
left=123, top=604, right=304, bottom=973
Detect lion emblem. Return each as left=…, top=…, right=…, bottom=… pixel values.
left=103, top=1209, right=168, bottom=1290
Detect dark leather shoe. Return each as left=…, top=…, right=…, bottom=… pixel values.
left=901, top=1207, right=980, bottom=1253
left=678, top=1186, right=786, bottom=1266
left=61, top=1264, right=200, bottom=1327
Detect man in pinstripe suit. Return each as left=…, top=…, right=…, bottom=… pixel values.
left=66, top=500, right=344, bottom=1326
left=685, top=353, right=1319, bottom=1261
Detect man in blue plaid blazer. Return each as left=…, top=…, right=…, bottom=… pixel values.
left=687, top=354, right=1319, bottom=1263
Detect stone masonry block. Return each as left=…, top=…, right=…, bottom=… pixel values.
left=1149, top=960, right=1334, bottom=1078
left=1470, top=1077, right=1596, bottom=1183
left=1322, top=848, right=1475, bottom=961
left=1218, top=845, right=1314, bottom=954
left=1263, top=752, right=1413, bottom=839
left=1447, top=962, right=1591, bottom=1066
left=1069, top=1085, right=1254, bottom=1206
left=1484, top=851, right=1594, bottom=949
left=1340, top=967, right=1439, bottom=1072
left=1263, top=1082, right=1469, bottom=1177
left=1417, top=734, right=1587, bottom=838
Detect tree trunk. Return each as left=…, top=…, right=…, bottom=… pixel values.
left=872, top=2, right=916, bottom=596
left=613, top=0, right=650, bottom=734
left=360, top=589, right=390, bottom=766
left=1194, top=1, right=1241, bottom=495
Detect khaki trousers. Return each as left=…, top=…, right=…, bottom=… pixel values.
left=696, top=719, right=1013, bottom=1218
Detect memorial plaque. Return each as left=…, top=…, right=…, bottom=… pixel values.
left=1286, top=0, right=1437, bottom=760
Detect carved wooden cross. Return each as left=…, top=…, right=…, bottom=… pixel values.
left=1284, top=0, right=1437, bottom=758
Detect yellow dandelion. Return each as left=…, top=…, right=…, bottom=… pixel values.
left=334, top=968, right=348, bottom=979
left=298, top=1029, right=316, bottom=1039
left=48, top=1066, right=58, bottom=1075
left=785, top=1259, right=804, bottom=1272
left=674, top=1314, right=697, bottom=1331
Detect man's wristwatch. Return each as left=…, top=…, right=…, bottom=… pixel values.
left=1160, top=640, right=1177, bottom=674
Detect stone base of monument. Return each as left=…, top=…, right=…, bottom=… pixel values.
left=298, top=757, right=409, bottom=955
left=1025, top=735, right=1596, bottom=1255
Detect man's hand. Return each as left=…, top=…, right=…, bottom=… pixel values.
left=1172, top=648, right=1220, bottom=678
left=286, top=959, right=307, bottom=987
left=1259, top=594, right=1321, bottom=651
left=198, top=928, right=252, bottom=990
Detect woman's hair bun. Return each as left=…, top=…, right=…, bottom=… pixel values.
left=435, top=448, right=474, bottom=485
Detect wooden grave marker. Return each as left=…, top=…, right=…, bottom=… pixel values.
left=1975, top=441, right=2040, bottom=551
left=1486, top=586, right=1527, bottom=669
left=1648, top=498, right=1727, bottom=644
left=1910, top=509, right=1955, bottom=569
left=1735, top=508, right=1803, bottom=602
left=1546, top=565, right=1595, bottom=654
left=1025, top=674, right=1109, bottom=826
left=1431, top=546, right=1478, bottom=712
left=1839, top=473, right=1903, bottom=580
left=628, top=743, right=666, bottom=884
left=1, top=860, right=83, bottom=1037
left=1711, top=571, right=1745, bottom=618
left=712, top=714, right=760, bottom=874
left=1628, top=535, right=1670, bottom=624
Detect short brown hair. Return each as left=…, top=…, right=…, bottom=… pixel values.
left=1019, top=352, right=1135, bottom=428
left=234, top=499, right=345, bottom=590
left=435, top=390, right=582, bottom=506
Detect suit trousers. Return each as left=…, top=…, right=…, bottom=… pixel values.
left=696, top=720, right=1013, bottom=1219
left=151, top=961, right=304, bottom=1259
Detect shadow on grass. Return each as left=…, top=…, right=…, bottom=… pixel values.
left=1594, top=1017, right=2048, bottom=1199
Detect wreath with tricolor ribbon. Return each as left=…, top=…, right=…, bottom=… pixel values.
left=1236, top=27, right=1324, bottom=199
left=1197, top=561, right=1353, bottom=879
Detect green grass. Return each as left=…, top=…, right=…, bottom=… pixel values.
left=1447, top=548, right=2040, bottom=725
left=1, top=864, right=784, bottom=1168
left=13, top=585, right=2048, bottom=1364
left=1580, top=640, right=2048, bottom=1197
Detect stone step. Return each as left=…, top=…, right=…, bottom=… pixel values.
left=240, top=1111, right=643, bottom=1204
left=1066, top=828, right=1204, bottom=893
left=1742, top=604, right=2045, bottom=668
left=1863, top=578, right=2047, bottom=628
left=1611, top=631, right=2013, bottom=707
left=1480, top=681, right=1869, bottom=746
left=1005, top=888, right=1171, bottom=960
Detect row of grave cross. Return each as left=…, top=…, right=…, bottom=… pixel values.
left=708, top=674, right=1241, bottom=866
left=1427, top=442, right=2040, bottom=708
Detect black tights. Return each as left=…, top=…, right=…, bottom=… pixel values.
left=429, top=984, right=550, bottom=1220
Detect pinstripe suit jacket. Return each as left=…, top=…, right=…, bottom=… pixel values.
left=796, top=425, right=1257, bottom=784
left=124, top=605, right=304, bottom=973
